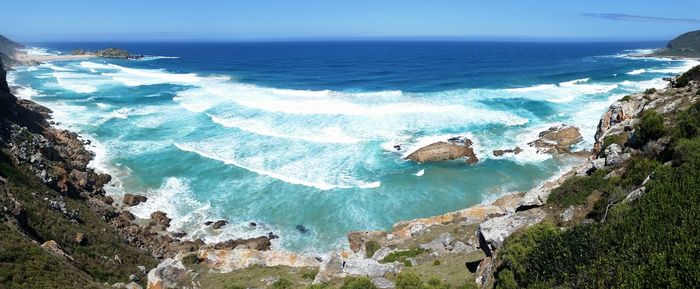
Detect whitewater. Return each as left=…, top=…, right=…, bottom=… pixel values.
left=7, top=41, right=698, bottom=252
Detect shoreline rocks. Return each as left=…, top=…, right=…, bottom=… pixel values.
left=123, top=193, right=148, bottom=206
left=405, top=137, right=478, bottom=164
left=528, top=124, right=583, bottom=153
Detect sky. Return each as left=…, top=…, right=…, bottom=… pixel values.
left=2, top=0, right=699, bottom=42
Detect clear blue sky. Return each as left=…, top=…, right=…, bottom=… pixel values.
left=2, top=0, right=699, bottom=42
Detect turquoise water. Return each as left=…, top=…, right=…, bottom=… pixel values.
left=7, top=42, right=697, bottom=252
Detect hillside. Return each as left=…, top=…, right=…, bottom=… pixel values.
left=651, top=29, right=700, bottom=58
left=0, top=34, right=23, bottom=69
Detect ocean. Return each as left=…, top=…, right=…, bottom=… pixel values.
left=7, top=41, right=698, bottom=252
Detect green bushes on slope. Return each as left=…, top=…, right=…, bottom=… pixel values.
left=493, top=102, right=700, bottom=288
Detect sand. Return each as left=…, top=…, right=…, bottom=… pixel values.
left=13, top=53, right=94, bottom=63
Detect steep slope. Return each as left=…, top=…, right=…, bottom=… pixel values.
left=0, top=57, right=157, bottom=288
left=651, top=29, right=700, bottom=58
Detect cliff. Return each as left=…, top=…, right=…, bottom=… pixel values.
left=651, top=29, right=700, bottom=58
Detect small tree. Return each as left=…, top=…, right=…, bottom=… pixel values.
left=637, top=110, right=665, bottom=142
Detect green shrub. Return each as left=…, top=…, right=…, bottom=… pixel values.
left=306, top=284, right=331, bottom=289
left=602, top=133, right=629, bottom=152
left=432, top=260, right=441, bottom=266
left=644, top=88, right=657, bottom=95
left=340, top=276, right=378, bottom=289
left=618, top=157, right=660, bottom=188
left=620, top=95, right=632, bottom=102
left=674, top=101, right=700, bottom=139
left=301, top=268, right=319, bottom=280
left=271, top=278, right=293, bottom=289
left=548, top=170, right=613, bottom=207
left=426, top=277, right=450, bottom=289
left=495, top=269, right=517, bottom=289
left=494, top=113, right=700, bottom=288
left=395, top=272, right=424, bottom=289
left=365, top=240, right=380, bottom=258
left=380, top=248, right=427, bottom=264
left=673, top=65, right=700, bottom=87
left=637, top=109, right=666, bottom=142
left=225, top=285, right=246, bottom=289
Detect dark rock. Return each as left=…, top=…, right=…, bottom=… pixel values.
left=203, top=221, right=214, bottom=226
left=493, top=146, right=523, bottom=157
left=211, top=235, right=273, bottom=251
left=211, top=220, right=228, bottom=230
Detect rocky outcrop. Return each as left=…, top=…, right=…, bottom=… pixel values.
left=40, top=240, right=74, bottom=262
left=347, top=230, right=387, bottom=253
left=405, top=137, right=478, bottom=163
left=72, top=48, right=144, bottom=60
left=146, top=258, right=191, bottom=289
left=198, top=248, right=322, bottom=273
left=477, top=208, right=547, bottom=255
left=528, top=124, right=582, bottom=153
left=315, top=252, right=401, bottom=284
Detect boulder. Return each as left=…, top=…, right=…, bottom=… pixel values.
left=478, top=208, right=547, bottom=254
left=150, top=211, right=171, bottom=228
left=146, top=258, right=190, bottom=289
left=315, top=253, right=401, bottom=284
left=405, top=138, right=478, bottom=164
left=560, top=206, right=575, bottom=222
left=529, top=125, right=583, bottom=153
left=123, top=194, right=147, bottom=206
left=40, top=240, right=74, bottom=262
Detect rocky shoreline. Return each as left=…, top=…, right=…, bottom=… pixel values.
left=3, top=35, right=699, bottom=288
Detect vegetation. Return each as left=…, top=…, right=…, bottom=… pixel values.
left=620, top=95, right=632, bottom=102
left=340, top=276, right=378, bottom=289
left=637, top=109, right=666, bottom=142
left=301, top=268, right=319, bottom=280
left=380, top=248, right=427, bottom=264
left=644, top=87, right=657, bottom=95
left=602, top=133, right=628, bottom=153
left=365, top=240, right=380, bottom=258
left=270, top=278, right=293, bottom=289
left=547, top=169, right=614, bottom=208
left=0, top=154, right=155, bottom=289
left=494, top=101, right=700, bottom=288
left=674, top=65, right=700, bottom=87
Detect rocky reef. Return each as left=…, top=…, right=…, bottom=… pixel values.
left=72, top=48, right=144, bottom=60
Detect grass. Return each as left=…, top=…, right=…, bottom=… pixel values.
left=380, top=248, right=428, bottom=264
left=365, top=240, right=380, bottom=258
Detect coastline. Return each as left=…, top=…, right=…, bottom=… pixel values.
left=13, top=52, right=95, bottom=64
left=4, top=43, right=698, bottom=288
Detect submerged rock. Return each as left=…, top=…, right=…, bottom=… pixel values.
left=529, top=124, right=582, bottom=153
left=405, top=137, right=478, bottom=164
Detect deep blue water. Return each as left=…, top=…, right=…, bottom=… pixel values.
left=9, top=41, right=695, bottom=252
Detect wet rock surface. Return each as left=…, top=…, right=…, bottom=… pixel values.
left=405, top=137, right=478, bottom=163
